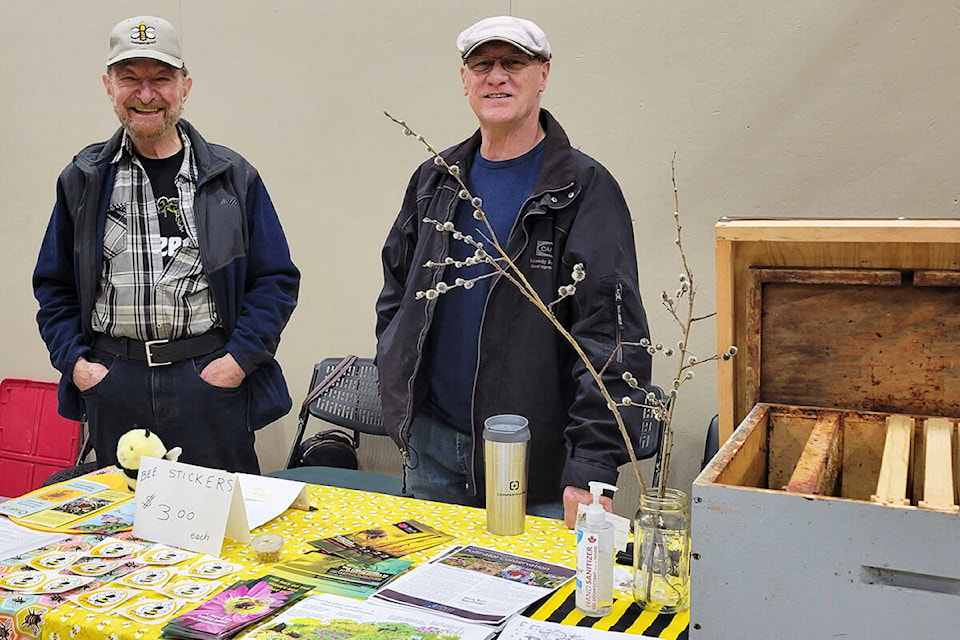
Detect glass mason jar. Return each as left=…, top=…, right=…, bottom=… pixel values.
left=632, top=487, right=690, bottom=613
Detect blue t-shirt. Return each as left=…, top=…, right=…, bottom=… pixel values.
left=423, top=139, right=546, bottom=432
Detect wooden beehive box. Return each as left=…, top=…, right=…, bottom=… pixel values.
left=691, top=219, right=960, bottom=639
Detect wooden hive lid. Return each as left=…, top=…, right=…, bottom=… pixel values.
left=715, top=218, right=960, bottom=441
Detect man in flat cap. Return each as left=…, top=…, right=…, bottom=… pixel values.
left=376, top=16, right=651, bottom=526
left=33, top=16, right=299, bottom=473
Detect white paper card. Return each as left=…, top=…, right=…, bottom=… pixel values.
left=236, top=473, right=309, bottom=529
left=133, top=458, right=250, bottom=556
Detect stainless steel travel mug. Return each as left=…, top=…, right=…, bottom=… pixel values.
left=483, top=414, right=530, bottom=535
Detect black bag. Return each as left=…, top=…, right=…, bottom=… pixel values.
left=294, top=429, right=358, bottom=469
left=285, top=355, right=361, bottom=470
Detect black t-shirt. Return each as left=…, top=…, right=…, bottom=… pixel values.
left=137, top=149, right=186, bottom=267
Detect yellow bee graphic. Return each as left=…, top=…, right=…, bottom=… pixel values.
left=131, top=22, right=155, bottom=43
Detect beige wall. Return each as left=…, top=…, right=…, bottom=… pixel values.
left=4, top=1, right=959, bottom=515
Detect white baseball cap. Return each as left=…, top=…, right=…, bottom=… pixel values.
left=107, top=15, right=183, bottom=69
left=457, top=16, right=551, bottom=60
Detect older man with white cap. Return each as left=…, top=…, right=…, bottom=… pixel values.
left=376, top=16, right=652, bottom=527
left=33, top=16, right=300, bottom=474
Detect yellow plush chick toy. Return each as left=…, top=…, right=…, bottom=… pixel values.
left=116, top=428, right=183, bottom=490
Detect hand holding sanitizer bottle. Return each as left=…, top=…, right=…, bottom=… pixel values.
left=575, top=481, right=618, bottom=617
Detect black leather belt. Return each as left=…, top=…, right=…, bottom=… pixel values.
left=93, top=330, right=227, bottom=367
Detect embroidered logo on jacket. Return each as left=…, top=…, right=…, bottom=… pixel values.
left=530, top=241, right=553, bottom=271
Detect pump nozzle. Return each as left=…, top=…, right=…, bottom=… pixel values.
left=585, top=481, right=618, bottom=525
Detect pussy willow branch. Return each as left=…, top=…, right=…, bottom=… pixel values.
left=385, top=111, right=649, bottom=495
left=654, top=155, right=694, bottom=495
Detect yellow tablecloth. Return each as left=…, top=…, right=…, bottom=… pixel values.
left=22, top=480, right=687, bottom=640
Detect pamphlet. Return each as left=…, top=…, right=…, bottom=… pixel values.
left=0, top=479, right=110, bottom=518
left=371, top=545, right=575, bottom=626
left=69, top=498, right=136, bottom=534
left=160, top=573, right=311, bottom=640
left=308, top=519, right=453, bottom=563
left=271, top=550, right=412, bottom=599
left=19, top=489, right=131, bottom=529
left=2, top=468, right=136, bottom=534
left=243, top=592, right=496, bottom=640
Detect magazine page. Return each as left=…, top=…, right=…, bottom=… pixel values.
left=243, top=592, right=495, bottom=640
left=371, top=545, right=575, bottom=626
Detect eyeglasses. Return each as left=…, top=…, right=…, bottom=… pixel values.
left=464, top=53, right=542, bottom=74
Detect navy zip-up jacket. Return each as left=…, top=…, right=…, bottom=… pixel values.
left=376, top=110, right=652, bottom=503
left=33, top=120, right=300, bottom=432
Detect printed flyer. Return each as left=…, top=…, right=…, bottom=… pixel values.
left=308, top=519, right=452, bottom=563
left=244, top=592, right=496, bottom=640
left=371, top=545, right=575, bottom=626
left=271, top=551, right=411, bottom=599
left=160, top=574, right=311, bottom=640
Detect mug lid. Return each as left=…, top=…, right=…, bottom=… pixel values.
left=483, top=414, right=530, bottom=442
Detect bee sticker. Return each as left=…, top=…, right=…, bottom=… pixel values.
left=38, top=575, right=90, bottom=594
left=118, top=597, right=182, bottom=624
left=138, top=546, right=192, bottom=565
left=0, top=571, right=46, bottom=591
left=89, top=539, right=141, bottom=558
left=69, top=559, right=121, bottom=576
left=116, top=567, right=173, bottom=589
left=160, top=579, right=222, bottom=601
left=28, top=552, right=79, bottom=571
left=184, top=558, right=237, bottom=579
left=69, top=587, right=137, bottom=612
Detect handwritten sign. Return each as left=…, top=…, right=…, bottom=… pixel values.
left=133, top=458, right=250, bottom=556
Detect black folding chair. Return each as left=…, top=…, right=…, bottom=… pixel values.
left=267, top=356, right=408, bottom=496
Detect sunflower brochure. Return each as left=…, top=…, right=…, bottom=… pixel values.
left=160, top=573, right=311, bottom=640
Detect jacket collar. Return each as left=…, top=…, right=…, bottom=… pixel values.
left=79, top=119, right=232, bottom=182
left=438, top=109, right=577, bottom=195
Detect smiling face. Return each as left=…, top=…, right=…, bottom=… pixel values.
left=103, top=58, right=191, bottom=155
left=460, top=41, right=549, bottom=134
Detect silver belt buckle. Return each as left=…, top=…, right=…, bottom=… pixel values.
left=144, top=339, right=171, bottom=367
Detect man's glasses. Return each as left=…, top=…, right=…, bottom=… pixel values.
left=464, top=53, right=543, bottom=74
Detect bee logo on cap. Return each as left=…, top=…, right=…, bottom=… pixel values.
left=131, top=21, right=157, bottom=44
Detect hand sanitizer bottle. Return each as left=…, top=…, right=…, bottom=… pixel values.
left=575, top=481, right=618, bottom=617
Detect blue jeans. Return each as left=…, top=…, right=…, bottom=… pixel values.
left=82, top=346, right=259, bottom=474
left=406, top=414, right=563, bottom=519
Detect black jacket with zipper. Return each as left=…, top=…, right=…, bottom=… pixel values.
left=376, top=109, right=652, bottom=503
